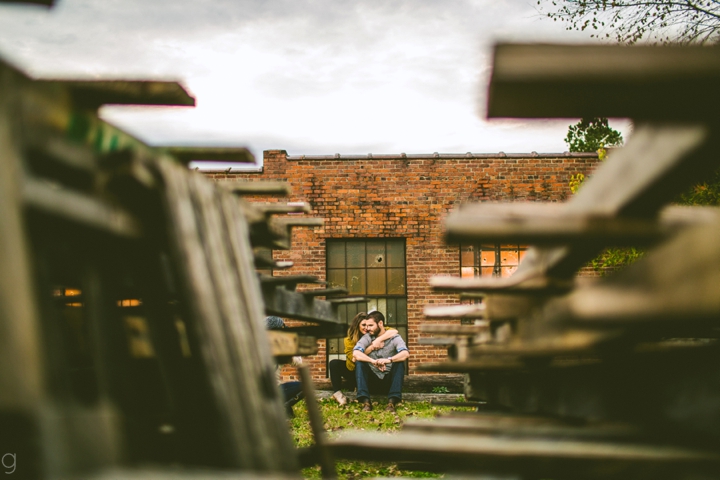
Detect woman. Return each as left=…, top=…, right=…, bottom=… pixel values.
left=329, top=311, right=398, bottom=405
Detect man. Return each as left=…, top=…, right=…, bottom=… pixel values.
left=352, top=311, right=409, bottom=413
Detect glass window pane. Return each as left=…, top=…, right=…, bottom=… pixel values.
left=347, top=242, right=365, bottom=268
left=327, top=242, right=345, bottom=268
left=461, top=267, right=475, bottom=279
left=328, top=337, right=340, bottom=354
left=386, top=241, right=405, bottom=267
left=387, top=268, right=406, bottom=294
left=367, top=298, right=378, bottom=314
left=338, top=303, right=349, bottom=323
left=461, top=246, right=475, bottom=267
left=396, top=298, right=407, bottom=325
left=481, top=248, right=495, bottom=266
left=377, top=298, right=387, bottom=318
left=386, top=298, right=396, bottom=327
left=347, top=269, right=366, bottom=294
left=328, top=269, right=346, bottom=289
left=519, top=246, right=528, bottom=261
left=500, top=266, right=518, bottom=277
left=367, top=269, right=386, bottom=294
left=501, top=248, right=519, bottom=266
left=366, top=242, right=386, bottom=268
left=481, top=266, right=494, bottom=277
left=396, top=326, right=407, bottom=343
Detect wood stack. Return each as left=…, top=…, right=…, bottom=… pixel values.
left=330, top=44, right=720, bottom=479
left=0, top=45, right=342, bottom=478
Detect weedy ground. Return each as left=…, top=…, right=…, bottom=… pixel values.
left=289, top=396, right=473, bottom=479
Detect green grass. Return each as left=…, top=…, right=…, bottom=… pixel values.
left=290, top=396, right=472, bottom=479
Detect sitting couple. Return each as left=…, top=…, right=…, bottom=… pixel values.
left=328, top=311, right=409, bottom=413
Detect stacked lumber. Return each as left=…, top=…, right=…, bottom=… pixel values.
left=331, top=44, right=720, bottom=479
left=0, top=45, right=343, bottom=478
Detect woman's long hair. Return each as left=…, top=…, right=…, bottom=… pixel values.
left=347, top=312, right=368, bottom=344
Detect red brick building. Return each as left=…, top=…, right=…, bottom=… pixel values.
left=206, top=150, right=599, bottom=382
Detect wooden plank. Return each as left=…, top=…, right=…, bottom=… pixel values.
left=424, top=304, right=486, bottom=319
left=512, top=124, right=714, bottom=278
left=419, top=323, right=489, bottom=335
left=165, top=147, right=255, bottom=165
left=544, top=221, right=720, bottom=326
left=262, top=286, right=346, bottom=325
left=22, top=177, right=142, bottom=238
left=218, top=180, right=291, bottom=196
left=465, top=330, right=619, bottom=358
left=87, top=468, right=299, bottom=480
left=37, top=80, right=195, bottom=109
left=254, top=253, right=294, bottom=270
left=301, top=288, right=349, bottom=297
left=0, top=61, right=45, bottom=414
left=487, top=43, right=720, bottom=120
left=298, top=365, right=337, bottom=479
left=448, top=203, right=720, bottom=246
left=254, top=203, right=311, bottom=216
left=326, top=297, right=366, bottom=304
left=266, top=330, right=318, bottom=356
left=330, top=430, right=720, bottom=477
left=430, top=274, right=573, bottom=294
left=155, top=160, right=298, bottom=472
left=25, top=134, right=96, bottom=173
left=259, top=275, right=325, bottom=289
left=402, top=415, right=639, bottom=440
left=446, top=206, right=664, bottom=246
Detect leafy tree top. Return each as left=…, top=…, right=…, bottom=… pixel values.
left=565, top=117, right=623, bottom=152
left=539, top=0, right=720, bottom=44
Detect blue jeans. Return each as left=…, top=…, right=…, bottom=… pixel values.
left=355, top=361, right=404, bottom=402
left=329, top=359, right=357, bottom=391
left=280, top=381, right=304, bottom=416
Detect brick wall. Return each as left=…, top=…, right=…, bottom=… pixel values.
left=205, top=150, right=600, bottom=381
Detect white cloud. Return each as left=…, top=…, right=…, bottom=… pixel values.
left=0, top=0, right=631, bottom=164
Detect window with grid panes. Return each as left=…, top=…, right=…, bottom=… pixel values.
left=325, top=239, right=407, bottom=375
left=460, top=244, right=528, bottom=278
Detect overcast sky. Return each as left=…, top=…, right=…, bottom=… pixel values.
left=0, top=0, right=630, bottom=166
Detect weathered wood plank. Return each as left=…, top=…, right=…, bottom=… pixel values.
left=332, top=430, right=720, bottom=478
left=543, top=220, right=720, bottom=326
left=488, top=43, right=720, bottom=120
left=165, top=147, right=255, bottom=165
left=34, top=80, right=195, bottom=109
left=402, top=415, right=639, bottom=440
left=254, top=203, right=311, bottom=216
left=266, top=331, right=318, bottom=356
left=262, top=285, right=347, bottom=325
left=0, top=60, right=45, bottom=413
left=23, top=177, right=142, bottom=238
left=419, top=323, right=489, bottom=335
left=301, top=288, right=349, bottom=297
left=259, top=275, right=325, bottom=289
left=423, top=304, right=486, bottom=319
left=430, top=274, right=574, bottom=294
left=156, top=160, right=297, bottom=472
left=218, top=180, right=291, bottom=196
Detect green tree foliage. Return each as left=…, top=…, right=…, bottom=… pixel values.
left=565, top=117, right=623, bottom=153
left=539, top=0, right=720, bottom=44
left=676, top=168, right=720, bottom=205
left=564, top=118, right=639, bottom=273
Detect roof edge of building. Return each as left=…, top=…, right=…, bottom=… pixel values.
left=284, top=152, right=598, bottom=161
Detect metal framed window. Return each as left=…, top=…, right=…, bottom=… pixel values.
left=460, top=244, right=528, bottom=278
left=325, top=239, right=407, bottom=374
